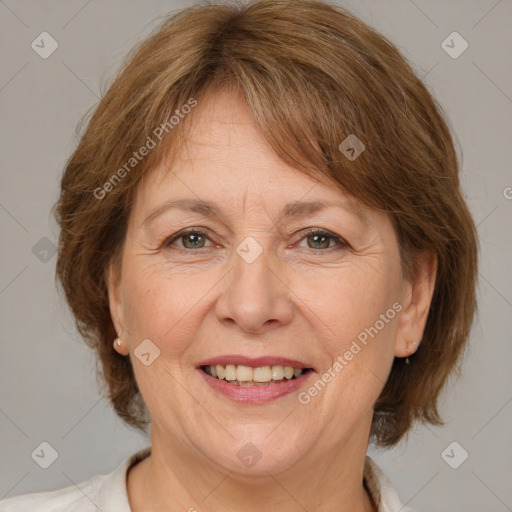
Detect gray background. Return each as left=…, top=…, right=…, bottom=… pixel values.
left=1, top=1, right=511, bottom=510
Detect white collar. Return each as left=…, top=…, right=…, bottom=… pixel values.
left=364, top=456, right=415, bottom=511
left=112, top=448, right=413, bottom=512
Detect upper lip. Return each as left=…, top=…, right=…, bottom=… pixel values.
left=197, top=355, right=315, bottom=371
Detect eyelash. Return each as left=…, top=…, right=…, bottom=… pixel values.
left=163, top=227, right=349, bottom=253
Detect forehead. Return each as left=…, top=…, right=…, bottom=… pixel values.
left=162, top=90, right=302, bottom=183
left=131, top=89, right=369, bottom=224
left=143, top=91, right=326, bottom=188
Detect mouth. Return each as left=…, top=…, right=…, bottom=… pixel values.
left=200, top=364, right=315, bottom=386
left=196, top=355, right=316, bottom=403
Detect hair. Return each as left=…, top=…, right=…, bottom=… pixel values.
left=53, top=0, right=478, bottom=447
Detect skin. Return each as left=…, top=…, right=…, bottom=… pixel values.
left=107, top=88, right=437, bottom=512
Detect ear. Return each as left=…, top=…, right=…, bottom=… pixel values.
left=394, top=251, right=437, bottom=358
left=106, top=260, right=129, bottom=356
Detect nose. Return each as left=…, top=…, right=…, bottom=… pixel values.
left=215, top=240, right=294, bottom=335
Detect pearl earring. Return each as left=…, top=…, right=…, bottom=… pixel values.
left=405, top=341, right=413, bottom=364
left=114, top=333, right=122, bottom=348
left=405, top=340, right=421, bottom=364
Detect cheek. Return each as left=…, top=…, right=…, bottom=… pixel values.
left=296, top=268, right=400, bottom=417
left=297, top=262, right=399, bottom=351
left=121, top=258, right=217, bottom=349
left=294, top=267, right=402, bottom=415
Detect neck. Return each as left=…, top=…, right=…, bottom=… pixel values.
left=128, top=428, right=375, bottom=512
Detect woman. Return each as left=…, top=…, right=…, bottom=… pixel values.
left=1, top=0, right=477, bottom=511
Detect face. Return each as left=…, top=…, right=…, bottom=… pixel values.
left=108, top=89, right=433, bottom=475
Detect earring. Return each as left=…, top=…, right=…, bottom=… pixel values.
left=405, top=340, right=413, bottom=364
left=114, top=334, right=122, bottom=348
left=405, top=340, right=421, bottom=364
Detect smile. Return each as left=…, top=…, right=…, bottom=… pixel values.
left=202, top=364, right=314, bottom=386
left=198, top=364, right=316, bottom=404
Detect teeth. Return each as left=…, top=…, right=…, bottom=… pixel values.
left=225, top=364, right=237, bottom=381
left=203, top=364, right=306, bottom=384
left=271, top=366, right=285, bottom=380
left=236, top=365, right=253, bottom=382
left=253, top=366, right=272, bottom=382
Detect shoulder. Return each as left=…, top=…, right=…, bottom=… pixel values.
left=0, top=473, right=108, bottom=512
left=0, top=447, right=151, bottom=512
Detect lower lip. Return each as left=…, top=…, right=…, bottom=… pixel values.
left=197, top=369, right=315, bottom=404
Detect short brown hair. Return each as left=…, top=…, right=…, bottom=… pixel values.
left=53, top=0, right=478, bottom=447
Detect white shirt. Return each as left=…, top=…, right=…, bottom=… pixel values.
left=0, top=447, right=415, bottom=511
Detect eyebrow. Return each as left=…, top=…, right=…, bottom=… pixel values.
left=142, top=198, right=368, bottom=227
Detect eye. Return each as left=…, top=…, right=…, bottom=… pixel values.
left=163, top=227, right=349, bottom=252
left=295, top=228, right=349, bottom=251
left=164, top=229, right=215, bottom=250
